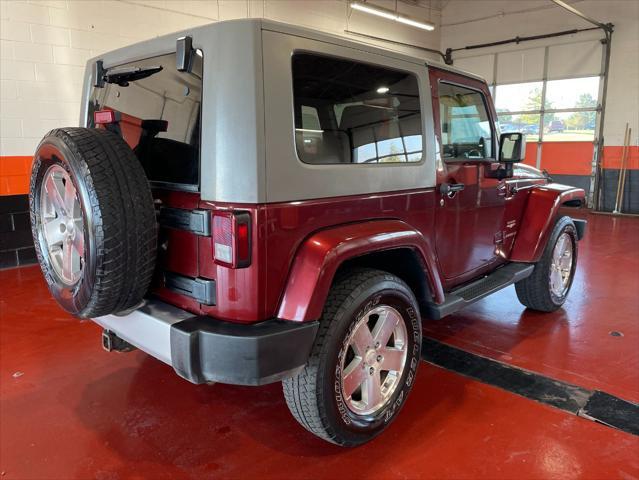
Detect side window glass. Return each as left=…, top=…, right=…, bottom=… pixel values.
left=301, top=105, right=321, bottom=130
left=292, top=53, right=423, bottom=165
left=438, top=82, right=493, bottom=160
left=298, top=105, right=323, bottom=156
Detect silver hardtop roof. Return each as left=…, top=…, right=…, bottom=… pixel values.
left=86, top=18, right=485, bottom=83
left=79, top=18, right=481, bottom=204
left=259, top=19, right=485, bottom=82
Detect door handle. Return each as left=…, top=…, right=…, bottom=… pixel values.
left=440, top=182, right=465, bottom=197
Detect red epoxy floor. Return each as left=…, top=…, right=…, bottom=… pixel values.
left=1, top=213, right=638, bottom=479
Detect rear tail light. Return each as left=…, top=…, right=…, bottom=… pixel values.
left=212, top=211, right=251, bottom=268
left=93, top=109, right=120, bottom=125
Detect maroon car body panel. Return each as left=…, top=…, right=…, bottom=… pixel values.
left=144, top=66, right=585, bottom=326
left=510, top=184, right=586, bottom=263
left=263, top=190, right=440, bottom=319
left=277, top=218, right=443, bottom=322
left=150, top=184, right=583, bottom=325
left=159, top=190, right=440, bottom=323
left=430, top=68, right=508, bottom=285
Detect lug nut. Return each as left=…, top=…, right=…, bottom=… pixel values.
left=369, top=367, right=374, bottom=375
left=375, top=341, right=380, bottom=348
left=376, top=355, right=383, bottom=362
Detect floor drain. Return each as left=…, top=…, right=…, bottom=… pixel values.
left=609, top=331, right=624, bottom=337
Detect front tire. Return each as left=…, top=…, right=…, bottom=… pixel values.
left=515, top=216, right=578, bottom=312
left=283, top=268, right=421, bottom=446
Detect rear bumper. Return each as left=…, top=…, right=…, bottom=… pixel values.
left=94, top=300, right=319, bottom=386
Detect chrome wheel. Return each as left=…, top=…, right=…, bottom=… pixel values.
left=549, top=232, right=573, bottom=298
left=40, top=165, right=84, bottom=285
left=340, top=305, right=408, bottom=416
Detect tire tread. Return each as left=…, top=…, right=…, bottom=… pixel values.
left=283, top=268, right=415, bottom=446
left=30, top=127, right=157, bottom=317
left=515, top=215, right=577, bottom=312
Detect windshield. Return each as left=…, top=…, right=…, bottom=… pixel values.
left=88, top=52, right=203, bottom=190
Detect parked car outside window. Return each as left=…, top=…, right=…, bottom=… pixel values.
left=547, top=120, right=566, bottom=133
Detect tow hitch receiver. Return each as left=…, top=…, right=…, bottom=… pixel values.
left=102, top=330, right=136, bottom=353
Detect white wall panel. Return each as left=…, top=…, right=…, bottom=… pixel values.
left=454, top=54, right=494, bottom=84
left=266, top=0, right=346, bottom=34
left=219, top=0, right=249, bottom=20
left=496, top=47, right=545, bottom=83
left=547, top=40, right=602, bottom=79
left=348, top=0, right=441, bottom=53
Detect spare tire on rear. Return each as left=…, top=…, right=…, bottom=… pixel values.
left=29, top=127, right=157, bottom=318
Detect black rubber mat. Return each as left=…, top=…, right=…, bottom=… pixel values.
left=579, top=390, right=639, bottom=436
left=422, top=337, right=639, bottom=437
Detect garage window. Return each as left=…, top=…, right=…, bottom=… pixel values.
left=495, top=76, right=599, bottom=143
left=292, top=53, right=423, bottom=164
left=495, top=82, right=543, bottom=142
left=542, top=76, right=599, bottom=142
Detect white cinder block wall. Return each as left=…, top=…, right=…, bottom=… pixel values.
left=1, top=0, right=216, bottom=157
left=0, top=0, right=441, bottom=157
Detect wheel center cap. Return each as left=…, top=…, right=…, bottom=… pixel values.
left=365, top=349, right=379, bottom=367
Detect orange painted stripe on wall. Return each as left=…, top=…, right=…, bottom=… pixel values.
left=540, top=143, right=639, bottom=176
left=522, top=142, right=537, bottom=168
left=540, top=142, right=594, bottom=176
left=0, top=156, right=33, bottom=196
left=602, top=145, right=639, bottom=170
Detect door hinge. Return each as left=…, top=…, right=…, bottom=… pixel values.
left=159, top=207, right=211, bottom=236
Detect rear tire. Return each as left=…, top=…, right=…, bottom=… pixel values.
left=515, top=216, right=578, bottom=312
left=283, top=268, right=421, bottom=446
left=29, top=127, right=157, bottom=318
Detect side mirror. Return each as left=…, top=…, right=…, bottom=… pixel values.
left=499, top=132, right=526, bottom=163
left=176, top=36, right=194, bottom=73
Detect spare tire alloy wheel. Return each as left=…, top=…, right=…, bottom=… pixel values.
left=39, top=164, right=85, bottom=285
left=30, top=128, right=157, bottom=318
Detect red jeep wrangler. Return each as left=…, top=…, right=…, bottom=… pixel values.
left=29, top=20, right=585, bottom=446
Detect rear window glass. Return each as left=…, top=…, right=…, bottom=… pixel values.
left=292, top=53, right=423, bottom=165
left=88, top=52, right=202, bottom=189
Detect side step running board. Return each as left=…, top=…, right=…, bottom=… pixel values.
left=425, top=262, right=534, bottom=320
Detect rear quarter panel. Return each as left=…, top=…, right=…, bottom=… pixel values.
left=267, top=190, right=441, bottom=322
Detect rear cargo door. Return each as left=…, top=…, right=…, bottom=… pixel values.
left=88, top=49, right=208, bottom=313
